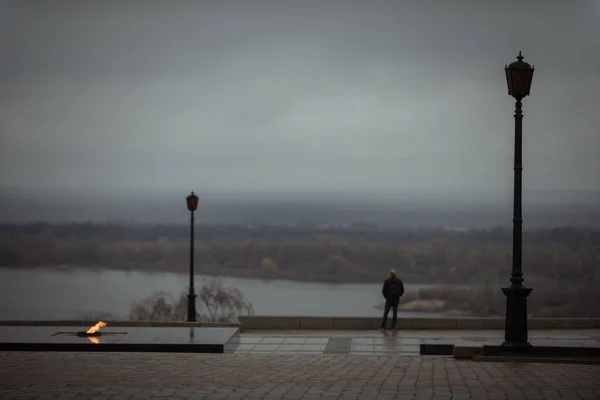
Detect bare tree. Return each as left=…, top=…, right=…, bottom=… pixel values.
left=197, top=277, right=254, bottom=322
left=129, top=291, right=188, bottom=321
left=128, top=278, right=254, bottom=322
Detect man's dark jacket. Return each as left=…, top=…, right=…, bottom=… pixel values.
left=382, top=276, right=405, bottom=305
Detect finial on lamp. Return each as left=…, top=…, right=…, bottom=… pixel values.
left=517, top=51, right=524, bottom=62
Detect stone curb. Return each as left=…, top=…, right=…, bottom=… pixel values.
left=472, top=356, right=600, bottom=365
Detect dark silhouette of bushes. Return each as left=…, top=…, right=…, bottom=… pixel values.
left=128, top=277, right=254, bottom=322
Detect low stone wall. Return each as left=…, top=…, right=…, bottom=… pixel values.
left=238, top=316, right=600, bottom=331
left=2, top=317, right=599, bottom=330
left=0, top=320, right=240, bottom=328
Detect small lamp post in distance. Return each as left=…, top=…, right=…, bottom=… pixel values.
left=186, top=191, right=199, bottom=322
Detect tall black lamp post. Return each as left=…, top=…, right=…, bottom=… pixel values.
left=186, top=191, right=199, bottom=322
left=502, top=51, right=535, bottom=351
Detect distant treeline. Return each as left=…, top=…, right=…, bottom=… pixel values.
left=1, top=222, right=599, bottom=284
left=1, top=222, right=599, bottom=244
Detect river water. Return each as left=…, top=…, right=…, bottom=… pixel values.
left=0, top=267, right=451, bottom=320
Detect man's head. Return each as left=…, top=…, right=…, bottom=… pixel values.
left=389, top=269, right=397, bottom=277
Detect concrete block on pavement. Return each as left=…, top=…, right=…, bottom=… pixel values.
left=453, top=343, right=484, bottom=359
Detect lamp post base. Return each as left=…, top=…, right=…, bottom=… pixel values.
left=187, top=293, right=197, bottom=322
left=501, top=285, right=532, bottom=353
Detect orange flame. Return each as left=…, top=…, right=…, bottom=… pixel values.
left=86, top=321, right=107, bottom=334
left=87, top=337, right=101, bottom=344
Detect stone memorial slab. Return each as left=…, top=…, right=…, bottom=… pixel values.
left=0, top=325, right=239, bottom=353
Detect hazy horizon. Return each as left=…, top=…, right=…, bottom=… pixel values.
left=1, top=0, right=599, bottom=203
left=1, top=185, right=599, bottom=228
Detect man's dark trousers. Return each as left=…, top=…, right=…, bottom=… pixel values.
left=380, top=300, right=398, bottom=329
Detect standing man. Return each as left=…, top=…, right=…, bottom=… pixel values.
left=380, top=269, right=404, bottom=330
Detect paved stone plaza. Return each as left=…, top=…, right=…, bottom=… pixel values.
left=1, top=351, right=600, bottom=399
left=226, top=330, right=600, bottom=355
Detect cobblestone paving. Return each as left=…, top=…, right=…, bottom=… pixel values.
left=1, top=352, right=599, bottom=399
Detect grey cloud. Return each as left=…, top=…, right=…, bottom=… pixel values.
left=1, top=0, right=599, bottom=201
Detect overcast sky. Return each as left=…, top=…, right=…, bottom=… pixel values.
left=1, top=0, right=599, bottom=202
